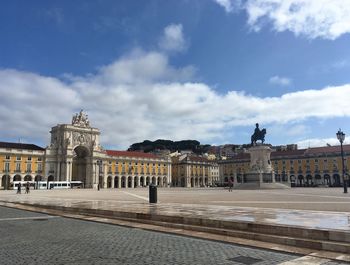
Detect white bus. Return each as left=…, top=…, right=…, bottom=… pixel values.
left=70, top=181, right=84, bottom=189
left=47, top=181, right=83, bottom=189
left=13, top=181, right=83, bottom=190
left=48, top=181, right=70, bottom=189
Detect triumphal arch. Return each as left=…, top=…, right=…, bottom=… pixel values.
left=43, top=110, right=172, bottom=189
left=45, top=110, right=105, bottom=188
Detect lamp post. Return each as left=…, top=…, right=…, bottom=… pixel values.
left=336, top=129, right=347, bottom=193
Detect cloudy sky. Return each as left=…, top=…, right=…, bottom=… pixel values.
left=1, top=0, right=350, bottom=149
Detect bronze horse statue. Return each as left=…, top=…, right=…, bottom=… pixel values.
left=251, top=128, right=266, bottom=145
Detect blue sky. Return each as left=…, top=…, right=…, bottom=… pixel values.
left=1, top=0, right=350, bottom=149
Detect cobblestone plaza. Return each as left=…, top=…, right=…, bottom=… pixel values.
left=0, top=188, right=350, bottom=264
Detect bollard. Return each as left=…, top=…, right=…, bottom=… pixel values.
left=149, top=183, right=157, bottom=203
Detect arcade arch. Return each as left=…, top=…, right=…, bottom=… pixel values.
left=107, top=176, right=112, bottom=188
left=24, top=175, right=32, bottom=181
left=72, top=145, right=90, bottom=185
left=1, top=175, right=10, bottom=189
left=13, top=175, right=21, bottom=181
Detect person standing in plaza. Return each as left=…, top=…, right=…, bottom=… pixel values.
left=16, top=182, right=21, bottom=194
left=25, top=182, right=30, bottom=194
left=228, top=179, right=233, bottom=192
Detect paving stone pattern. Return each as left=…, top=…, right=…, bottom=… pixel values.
left=0, top=206, right=348, bottom=265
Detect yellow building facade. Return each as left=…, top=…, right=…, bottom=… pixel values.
left=0, top=111, right=171, bottom=189
left=219, top=145, right=350, bottom=187
left=0, top=142, right=46, bottom=189
left=171, top=154, right=219, bottom=187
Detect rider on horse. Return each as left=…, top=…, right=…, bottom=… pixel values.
left=251, top=123, right=266, bottom=145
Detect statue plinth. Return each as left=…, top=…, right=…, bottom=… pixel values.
left=248, top=145, right=273, bottom=174
left=234, top=144, right=290, bottom=190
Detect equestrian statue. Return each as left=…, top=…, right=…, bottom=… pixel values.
left=251, top=123, right=266, bottom=145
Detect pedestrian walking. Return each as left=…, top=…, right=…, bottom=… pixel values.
left=25, top=182, right=30, bottom=194
left=228, top=179, right=233, bottom=192
left=16, top=182, right=21, bottom=194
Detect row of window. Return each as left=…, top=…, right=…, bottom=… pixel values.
left=3, top=155, right=42, bottom=161
left=2, top=162, right=42, bottom=172
left=108, top=161, right=167, bottom=167
left=107, top=166, right=167, bottom=174
left=274, top=158, right=346, bottom=165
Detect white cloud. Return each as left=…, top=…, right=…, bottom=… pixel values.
left=0, top=21, right=349, bottom=149
left=0, top=69, right=80, bottom=143
left=159, top=24, right=187, bottom=52
left=297, top=138, right=350, bottom=148
left=1, top=53, right=350, bottom=149
left=213, top=0, right=242, bottom=13
left=269, top=75, right=291, bottom=86
left=264, top=123, right=303, bottom=139
left=94, top=49, right=195, bottom=84
left=215, top=0, right=350, bottom=40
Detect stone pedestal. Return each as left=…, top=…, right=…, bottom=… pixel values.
left=248, top=145, right=273, bottom=174
left=234, top=145, right=290, bottom=190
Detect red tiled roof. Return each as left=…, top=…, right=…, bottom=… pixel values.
left=106, top=150, right=159, bottom=159
left=305, top=144, right=350, bottom=155
left=271, top=144, right=350, bottom=158
left=224, top=144, right=350, bottom=162
left=271, top=149, right=306, bottom=158
left=0, top=141, right=45, bottom=151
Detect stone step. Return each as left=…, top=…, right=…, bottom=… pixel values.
left=26, top=203, right=350, bottom=254
left=85, top=212, right=350, bottom=254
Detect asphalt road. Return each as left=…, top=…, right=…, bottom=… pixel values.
left=0, top=206, right=348, bottom=265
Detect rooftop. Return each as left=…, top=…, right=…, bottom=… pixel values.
left=106, top=150, right=160, bottom=159
left=0, top=141, right=45, bottom=151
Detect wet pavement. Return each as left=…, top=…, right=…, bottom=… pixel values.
left=0, top=189, right=349, bottom=232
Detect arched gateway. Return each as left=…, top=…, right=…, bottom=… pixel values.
left=43, top=110, right=172, bottom=189
left=45, top=110, right=104, bottom=188
left=72, top=145, right=90, bottom=184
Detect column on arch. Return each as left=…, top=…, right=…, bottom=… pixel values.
left=118, top=176, right=121, bottom=188
left=233, top=173, right=238, bottom=187
left=103, top=174, right=107, bottom=188
left=65, top=160, right=72, bottom=182
left=137, top=176, right=140, bottom=187
left=167, top=163, right=172, bottom=186
left=131, top=176, right=135, bottom=188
